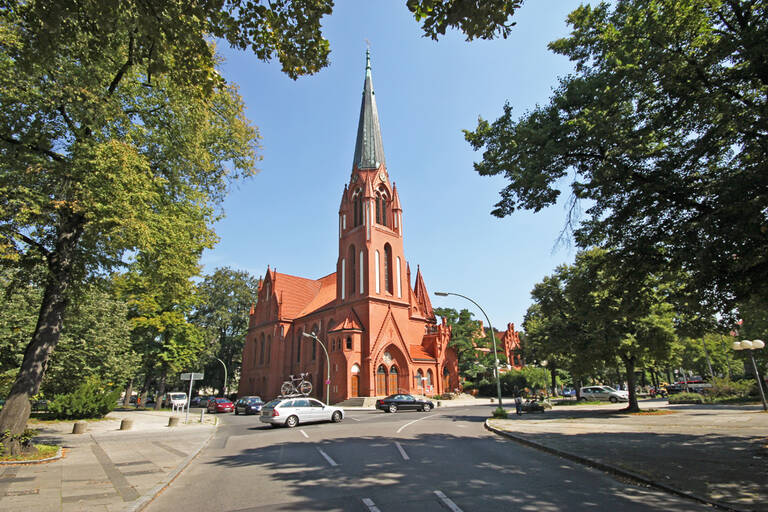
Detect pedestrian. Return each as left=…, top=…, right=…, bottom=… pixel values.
left=514, top=395, right=522, bottom=416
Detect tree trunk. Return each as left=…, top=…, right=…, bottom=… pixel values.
left=154, top=369, right=167, bottom=411
left=623, top=356, right=640, bottom=412
left=550, top=366, right=558, bottom=397
left=123, top=378, right=134, bottom=407
left=0, top=213, right=83, bottom=455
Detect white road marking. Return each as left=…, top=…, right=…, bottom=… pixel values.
left=395, top=442, right=410, bottom=460
left=350, top=417, right=362, bottom=421
left=434, top=490, right=463, bottom=512
left=396, top=414, right=432, bottom=433
left=299, top=429, right=309, bottom=438
left=362, top=497, right=381, bottom=512
left=316, top=447, right=338, bottom=466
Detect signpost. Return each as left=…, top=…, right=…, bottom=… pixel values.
left=180, top=372, right=204, bottom=424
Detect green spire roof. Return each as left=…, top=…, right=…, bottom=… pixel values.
left=352, top=49, right=386, bottom=170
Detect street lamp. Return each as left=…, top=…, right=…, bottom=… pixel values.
left=733, top=340, right=767, bottom=411
left=435, top=291, right=503, bottom=410
left=214, top=357, right=227, bottom=397
left=303, top=332, right=331, bottom=404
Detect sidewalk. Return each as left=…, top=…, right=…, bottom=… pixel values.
left=0, top=409, right=216, bottom=512
left=486, top=400, right=768, bottom=512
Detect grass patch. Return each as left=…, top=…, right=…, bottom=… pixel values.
left=27, top=416, right=111, bottom=425
left=0, top=444, right=59, bottom=462
left=629, top=409, right=676, bottom=416
left=554, top=400, right=603, bottom=406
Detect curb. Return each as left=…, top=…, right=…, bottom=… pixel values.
left=484, top=420, right=745, bottom=512
left=124, top=422, right=218, bottom=512
left=0, top=445, right=63, bottom=465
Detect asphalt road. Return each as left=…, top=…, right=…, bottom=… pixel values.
left=146, top=405, right=712, bottom=512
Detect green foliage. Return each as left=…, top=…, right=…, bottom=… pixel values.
left=0, top=428, right=38, bottom=456
left=707, top=378, right=754, bottom=399
left=465, top=0, right=768, bottom=315
left=435, top=307, right=485, bottom=381
left=668, top=392, right=704, bottom=405
left=191, top=267, right=259, bottom=393
left=47, top=377, right=121, bottom=420
left=491, top=406, right=508, bottom=419
left=407, top=0, right=522, bottom=41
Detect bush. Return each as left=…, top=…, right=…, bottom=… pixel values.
left=0, top=428, right=38, bottom=456
left=668, top=392, right=704, bottom=404
left=491, top=407, right=508, bottom=419
left=707, top=378, right=754, bottom=399
left=47, top=376, right=121, bottom=420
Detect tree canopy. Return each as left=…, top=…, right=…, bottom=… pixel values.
left=465, top=0, right=768, bottom=315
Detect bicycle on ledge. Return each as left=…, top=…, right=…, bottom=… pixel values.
left=280, top=373, right=312, bottom=396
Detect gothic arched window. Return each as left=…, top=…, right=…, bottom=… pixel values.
left=375, top=189, right=388, bottom=226
left=348, top=245, right=356, bottom=296
left=352, top=189, right=363, bottom=227
left=384, top=243, right=393, bottom=294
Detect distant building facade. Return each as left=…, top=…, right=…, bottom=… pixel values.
left=238, top=52, right=459, bottom=403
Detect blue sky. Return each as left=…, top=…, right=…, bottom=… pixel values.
left=204, top=1, right=585, bottom=330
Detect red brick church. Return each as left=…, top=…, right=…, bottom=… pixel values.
left=238, top=52, right=465, bottom=404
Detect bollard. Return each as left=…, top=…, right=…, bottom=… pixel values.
left=72, top=422, right=87, bottom=434
left=168, top=416, right=180, bottom=427
left=200, top=409, right=205, bottom=423
left=120, top=418, right=134, bottom=431
left=437, top=401, right=442, bottom=407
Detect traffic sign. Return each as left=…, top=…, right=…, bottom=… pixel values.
left=180, top=372, right=204, bottom=380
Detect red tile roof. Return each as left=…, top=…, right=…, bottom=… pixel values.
left=297, top=273, right=337, bottom=317
left=329, top=314, right=363, bottom=332
left=271, top=271, right=335, bottom=320
left=409, top=344, right=436, bottom=361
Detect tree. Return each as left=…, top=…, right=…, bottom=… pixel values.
left=407, top=0, right=523, bottom=41
left=465, top=0, right=768, bottom=316
left=191, top=267, right=260, bottom=395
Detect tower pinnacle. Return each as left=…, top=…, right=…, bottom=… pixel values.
left=352, top=49, right=386, bottom=171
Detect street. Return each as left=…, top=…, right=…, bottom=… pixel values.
left=146, top=404, right=711, bottom=512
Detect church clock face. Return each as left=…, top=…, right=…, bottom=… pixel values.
left=379, top=172, right=387, bottom=182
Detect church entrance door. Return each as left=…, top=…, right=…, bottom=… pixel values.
left=350, top=375, right=359, bottom=397
left=376, top=365, right=387, bottom=395
left=388, top=366, right=399, bottom=394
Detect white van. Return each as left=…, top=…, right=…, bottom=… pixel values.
left=163, top=392, right=188, bottom=407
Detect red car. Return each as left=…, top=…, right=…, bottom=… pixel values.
left=207, top=398, right=234, bottom=413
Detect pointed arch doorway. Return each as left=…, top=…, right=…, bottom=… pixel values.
left=376, top=365, right=387, bottom=395
left=350, top=364, right=360, bottom=397
left=388, top=366, right=399, bottom=394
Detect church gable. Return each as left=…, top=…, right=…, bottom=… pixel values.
left=370, top=306, right=412, bottom=365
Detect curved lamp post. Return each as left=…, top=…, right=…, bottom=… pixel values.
left=214, top=357, right=227, bottom=397
left=733, top=340, right=767, bottom=411
left=435, top=291, right=503, bottom=410
left=303, top=332, right=331, bottom=404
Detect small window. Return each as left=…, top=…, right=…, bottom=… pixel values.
left=346, top=337, right=352, bottom=350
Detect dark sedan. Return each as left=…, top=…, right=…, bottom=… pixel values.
left=234, top=396, right=264, bottom=415
left=207, top=397, right=234, bottom=414
left=376, top=394, right=434, bottom=413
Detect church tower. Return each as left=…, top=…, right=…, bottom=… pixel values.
left=337, top=50, right=407, bottom=306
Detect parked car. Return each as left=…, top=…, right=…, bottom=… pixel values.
left=376, top=394, right=434, bottom=413
left=561, top=388, right=576, bottom=397
left=189, top=396, right=204, bottom=407
left=234, top=396, right=264, bottom=415
left=579, top=386, right=629, bottom=403
left=162, top=392, right=187, bottom=408
left=259, top=397, right=344, bottom=428
left=196, top=396, right=215, bottom=408
left=207, top=397, right=234, bottom=414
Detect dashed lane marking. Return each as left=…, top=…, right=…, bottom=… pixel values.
left=395, top=442, right=410, bottom=460
left=300, top=430, right=309, bottom=438
left=316, top=447, right=338, bottom=466
left=362, top=497, right=381, bottom=511
left=434, top=490, right=463, bottom=512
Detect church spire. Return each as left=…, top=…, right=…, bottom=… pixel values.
left=352, top=49, right=386, bottom=171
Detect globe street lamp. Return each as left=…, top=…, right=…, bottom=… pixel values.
left=733, top=340, right=767, bottom=411
left=303, top=332, right=331, bottom=404
left=434, top=291, right=503, bottom=410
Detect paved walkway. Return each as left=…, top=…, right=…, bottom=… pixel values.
left=487, top=400, right=768, bottom=512
left=0, top=409, right=216, bottom=512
